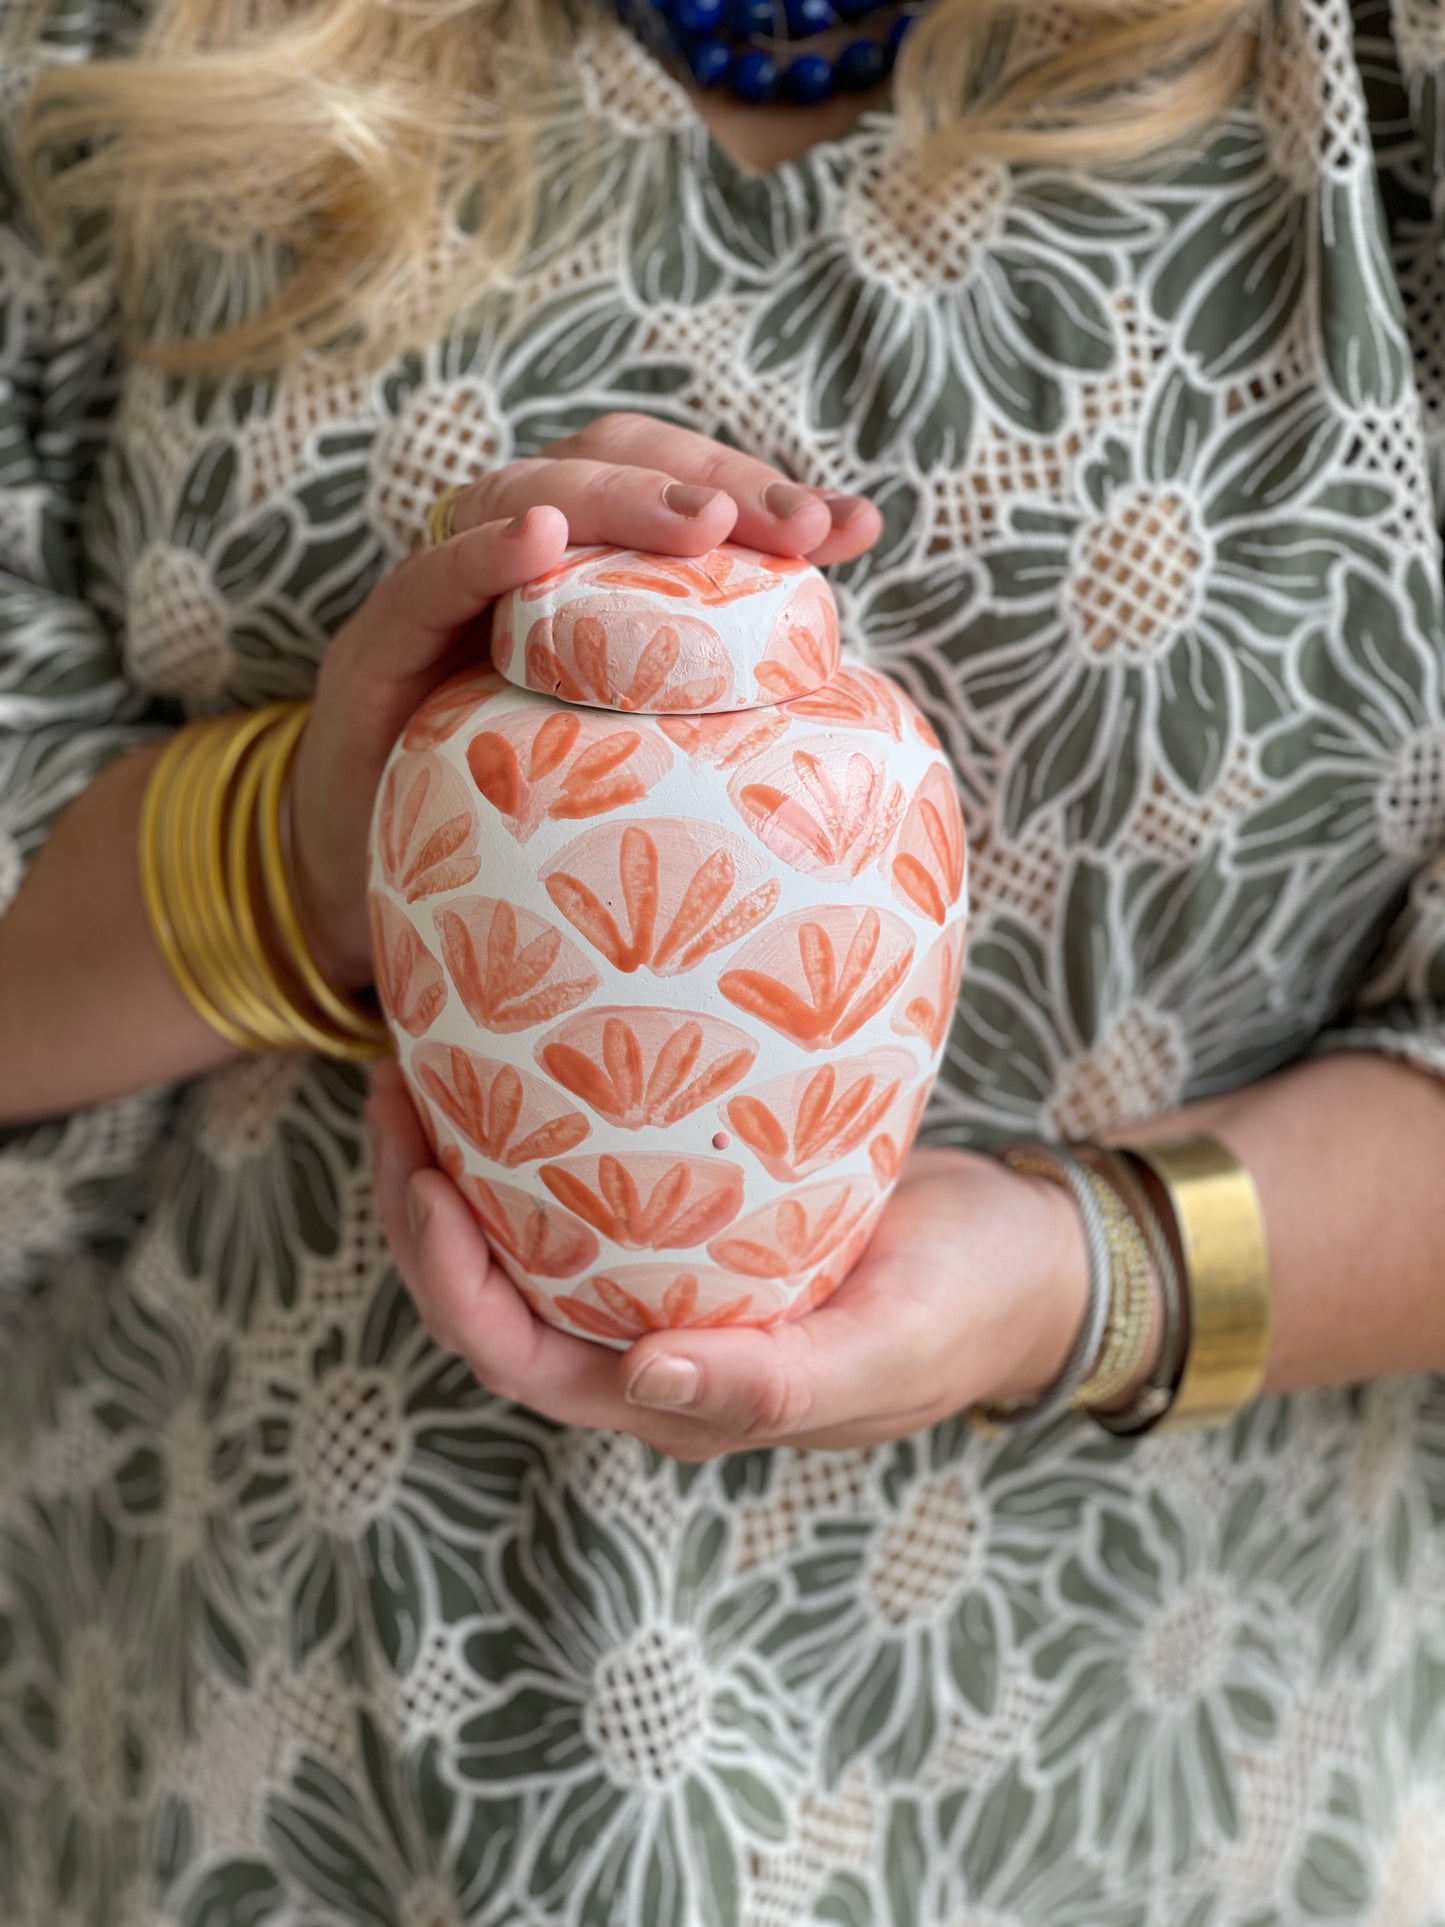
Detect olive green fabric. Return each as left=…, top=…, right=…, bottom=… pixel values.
left=3, top=2, right=1445, bottom=1920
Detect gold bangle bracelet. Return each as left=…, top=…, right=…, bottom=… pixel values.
left=256, top=707, right=391, bottom=1049
left=202, top=708, right=311, bottom=1048
left=143, top=704, right=388, bottom=1062
left=226, top=706, right=383, bottom=1060
left=139, top=725, right=273, bottom=1054
left=225, top=706, right=307, bottom=1040
left=1117, top=1135, right=1272, bottom=1430
left=171, top=712, right=300, bottom=1050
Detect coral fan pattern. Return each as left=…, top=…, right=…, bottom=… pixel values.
left=492, top=542, right=842, bottom=712
left=368, top=562, right=967, bottom=1337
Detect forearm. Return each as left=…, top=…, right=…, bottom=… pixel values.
left=0, top=740, right=241, bottom=1123
left=1109, top=1051, right=1445, bottom=1397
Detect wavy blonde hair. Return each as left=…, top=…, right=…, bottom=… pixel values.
left=17, top=0, right=1260, bottom=374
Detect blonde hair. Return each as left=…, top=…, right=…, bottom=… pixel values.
left=17, top=0, right=1260, bottom=375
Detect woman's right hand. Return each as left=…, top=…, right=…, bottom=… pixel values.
left=281, top=413, right=883, bottom=993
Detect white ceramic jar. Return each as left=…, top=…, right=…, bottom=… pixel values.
left=367, top=544, right=968, bottom=1346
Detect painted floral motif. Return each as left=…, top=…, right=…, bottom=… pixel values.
left=367, top=895, right=449, bottom=1037
left=892, top=928, right=969, bottom=1058
left=720, top=906, right=916, bottom=1050
left=412, top=1042, right=591, bottom=1166
left=865, top=1082, right=930, bottom=1184
left=539, top=1153, right=744, bottom=1249
left=542, top=820, right=779, bottom=975
left=520, top=601, right=735, bottom=712
left=708, top=1177, right=879, bottom=1280
left=656, top=707, right=791, bottom=768
left=432, top=895, right=599, bottom=1032
left=465, top=706, right=673, bottom=840
left=771, top=1256, right=854, bottom=1323
left=729, top=739, right=905, bottom=880
left=782, top=663, right=907, bottom=738
left=452, top=1171, right=600, bottom=1279
left=725, top=1049, right=923, bottom=1183
left=753, top=576, right=843, bottom=701
left=550, top=1265, right=777, bottom=1341
left=370, top=535, right=959, bottom=1341
left=401, top=666, right=509, bottom=751
left=375, top=754, right=481, bottom=902
left=536, top=1006, right=758, bottom=1127
left=496, top=545, right=833, bottom=711
left=890, top=764, right=967, bottom=924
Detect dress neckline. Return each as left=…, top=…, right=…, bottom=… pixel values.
left=685, top=89, right=898, bottom=189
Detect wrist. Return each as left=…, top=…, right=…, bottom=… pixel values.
left=280, top=731, right=374, bottom=995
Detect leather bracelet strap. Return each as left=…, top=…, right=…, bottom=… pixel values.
left=1117, top=1135, right=1272, bottom=1430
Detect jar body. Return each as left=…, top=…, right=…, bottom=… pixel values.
left=366, top=557, right=967, bottom=1347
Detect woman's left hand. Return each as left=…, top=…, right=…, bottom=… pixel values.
left=363, top=1058, right=1091, bottom=1457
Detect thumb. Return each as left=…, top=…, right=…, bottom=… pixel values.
left=623, top=1321, right=823, bottom=1438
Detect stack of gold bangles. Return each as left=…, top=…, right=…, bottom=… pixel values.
left=138, top=700, right=392, bottom=1062
left=968, top=1134, right=1272, bottom=1436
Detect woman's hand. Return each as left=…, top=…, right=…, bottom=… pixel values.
left=362, top=1058, right=1093, bottom=1457
left=283, top=414, right=883, bottom=993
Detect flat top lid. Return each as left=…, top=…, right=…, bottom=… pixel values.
left=489, top=543, right=841, bottom=714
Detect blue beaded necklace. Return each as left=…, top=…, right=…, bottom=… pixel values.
left=612, top=0, right=918, bottom=106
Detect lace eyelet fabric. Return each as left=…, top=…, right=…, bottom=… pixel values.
left=4, top=3, right=1445, bottom=1921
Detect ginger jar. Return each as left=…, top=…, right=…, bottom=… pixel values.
left=366, top=544, right=969, bottom=1347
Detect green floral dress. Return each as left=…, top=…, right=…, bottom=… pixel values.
left=4, top=0, right=1445, bottom=1918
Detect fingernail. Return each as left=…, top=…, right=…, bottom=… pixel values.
left=505, top=509, right=533, bottom=536
left=823, top=491, right=871, bottom=528
left=406, top=1180, right=432, bottom=1241
left=763, top=482, right=817, bottom=520
left=662, top=482, right=722, bottom=519
left=627, top=1356, right=701, bottom=1410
